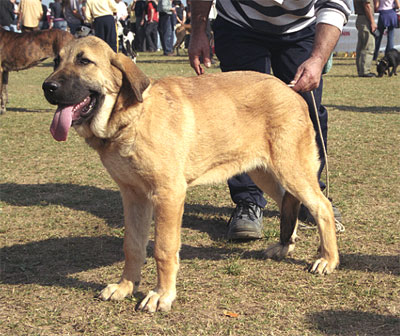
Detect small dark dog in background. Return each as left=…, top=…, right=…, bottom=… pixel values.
left=377, top=49, right=400, bottom=77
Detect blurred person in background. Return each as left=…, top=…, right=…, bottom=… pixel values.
left=17, top=0, right=43, bottom=31
left=142, top=0, right=158, bottom=52
left=49, top=0, right=68, bottom=30
left=157, top=0, right=174, bottom=55
left=85, top=0, right=117, bottom=51
left=373, top=0, right=400, bottom=60
left=134, top=0, right=146, bottom=51
left=63, top=0, right=84, bottom=34
left=354, top=0, right=377, bottom=77
left=0, top=0, right=15, bottom=31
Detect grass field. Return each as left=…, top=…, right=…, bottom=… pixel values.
left=1, top=51, right=399, bottom=336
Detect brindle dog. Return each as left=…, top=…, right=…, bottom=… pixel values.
left=0, top=28, right=74, bottom=114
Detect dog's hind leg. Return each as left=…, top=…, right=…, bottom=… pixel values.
left=99, top=185, right=153, bottom=301
left=0, top=70, right=6, bottom=114
left=303, top=194, right=339, bottom=274
left=248, top=169, right=285, bottom=211
left=248, top=170, right=299, bottom=259
left=276, top=168, right=339, bottom=274
left=258, top=123, right=339, bottom=274
left=3, top=71, right=8, bottom=103
left=390, top=63, right=397, bottom=76
left=138, top=185, right=186, bottom=312
left=264, top=191, right=300, bottom=260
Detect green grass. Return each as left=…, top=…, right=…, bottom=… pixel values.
left=1, top=51, right=399, bottom=336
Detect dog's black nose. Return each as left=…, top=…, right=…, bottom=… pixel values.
left=42, top=81, right=60, bottom=94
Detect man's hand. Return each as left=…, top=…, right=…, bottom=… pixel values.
left=291, top=56, right=325, bottom=92
left=371, top=21, right=377, bottom=33
left=291, top=23, right=341, bottom=92
left=188, top=31, right=211, bottom=75
left=188, top=1, right=213, bottom=75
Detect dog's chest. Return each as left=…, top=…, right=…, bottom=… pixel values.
left=99, top=148, right=150, bottom=190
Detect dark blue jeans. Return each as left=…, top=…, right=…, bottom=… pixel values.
left=158, top=12, right=174, bottom=54
left=94, top=15, right=117, bottom=52
left=213, top=17, right=328, bottom=208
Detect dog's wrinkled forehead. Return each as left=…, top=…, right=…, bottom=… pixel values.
left=59, top=36, right=115, bottom=64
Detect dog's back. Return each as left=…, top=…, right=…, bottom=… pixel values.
left=0, top=29, right=74, bottom=72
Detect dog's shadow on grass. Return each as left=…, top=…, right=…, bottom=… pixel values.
left=0, top=234, right=269, bottom=290
left=1, top=182, right=124, bottom=228
left=0, top=182, right=264, bottom=289
left=1, top=183, right=398, bottom=290
left=1, top=235, right=124, bottom=291
left=0, top=182, right=278, bottom=239
left=325, top=104, right=400, bottom=114
left=308, top=309, right=399, bottom=335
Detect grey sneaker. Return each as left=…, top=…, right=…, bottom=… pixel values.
left=298, top=202, right=345, bottom=233
left=227, top=201, right=263, bottom=240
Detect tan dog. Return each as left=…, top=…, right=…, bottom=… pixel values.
left=0, top=28, right=74, bottom=114
left=173, top=24, right=191, bottom=55
left=42, top=36, right=339, bottom=312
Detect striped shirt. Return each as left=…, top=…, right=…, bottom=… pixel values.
left=214, top=0, right=352, bottom=34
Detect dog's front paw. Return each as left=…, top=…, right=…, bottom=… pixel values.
left=309, top=257, right=339, bottom=275
left=99, top=281, right=134, bottom=301
left=264, top=242, right=295, bottom=260
left=137, top=289, right=176, bottom=313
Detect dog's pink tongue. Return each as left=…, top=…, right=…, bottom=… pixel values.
left=50, top=106, right=74, bottom=141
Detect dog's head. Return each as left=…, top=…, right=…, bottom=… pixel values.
left=376, top=58, right=389, bottom=77
left=43, top=36, right=150, bottom=141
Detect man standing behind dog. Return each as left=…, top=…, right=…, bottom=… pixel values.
left=142, top=0, right=158, bottom=52
left=189, top=0, right=350, bottom=240
left=85, top=0, right=117, bottom=52
left=354, top=0, right=378, bottom=77
left=17, top=0, right=42, bottom=31
left=0, top=0, right=15, bottom=31
left=157, top=0, right=174, bottom=56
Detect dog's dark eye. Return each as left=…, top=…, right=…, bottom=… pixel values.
left=76, top=52, right=94, bottom=66
left=78, top=57, right=93, bottom=66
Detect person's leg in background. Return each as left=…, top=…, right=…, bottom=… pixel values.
left=373, top=15, right=384, bottom=60
left=158, top=13, right=173, bottom=55
left=356, top=16, right=375, bottom=76
left=385, top=26, right=394, bottom=53
left=104, top=15, right=117, bottom=53
left=94, top=15, right=117, bottom=52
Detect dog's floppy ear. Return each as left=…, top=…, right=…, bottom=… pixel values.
left=111, top=53, right=150, bottom=102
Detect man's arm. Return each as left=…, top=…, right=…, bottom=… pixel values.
left=188, top=1, right=213, bottom=75
left=291, top=23, right=341, bottom=92
left=364, top=1, right=377, bottom=32
left=291, top=0, right=351, bottom=91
